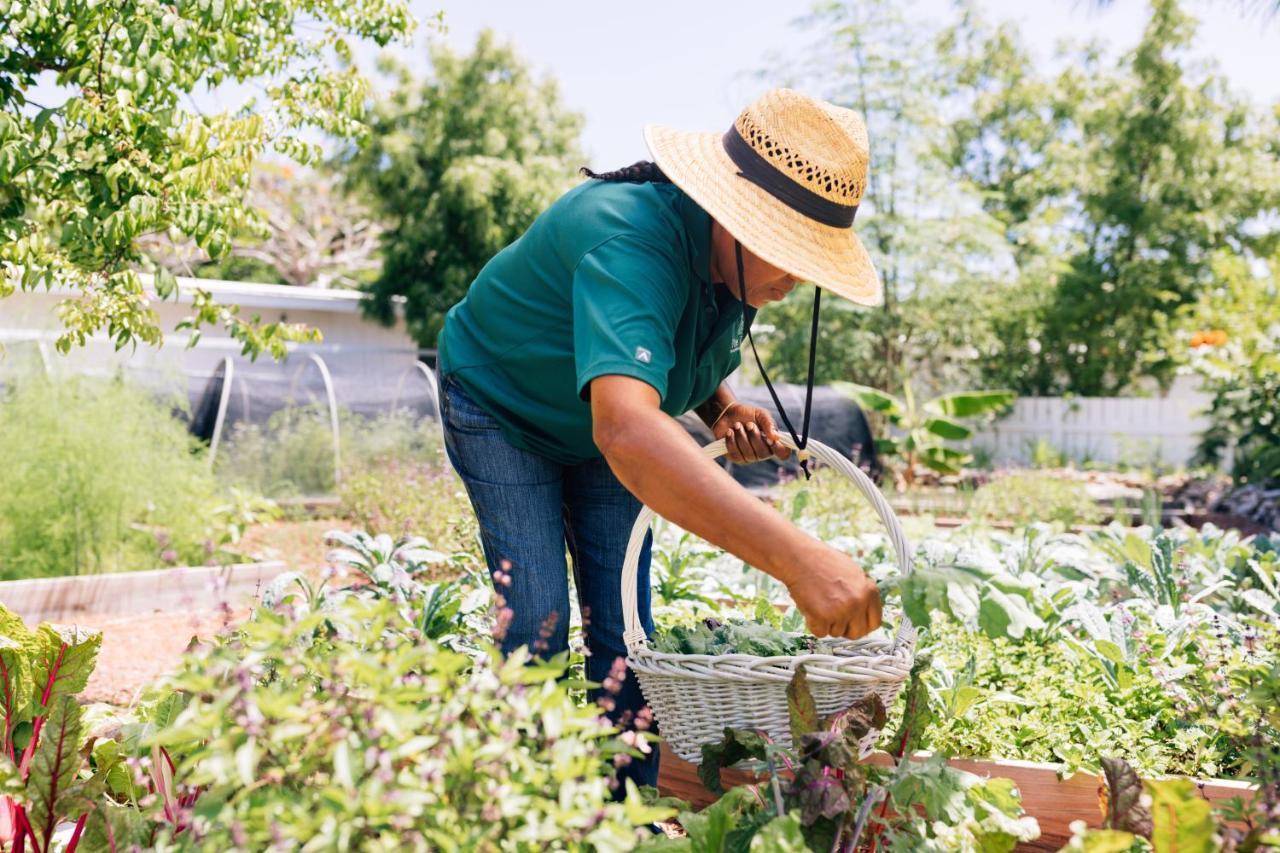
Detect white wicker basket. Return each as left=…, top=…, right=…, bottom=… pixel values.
left=620, top=436, right=917, bottom=763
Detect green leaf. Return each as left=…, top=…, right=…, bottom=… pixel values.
left=680, top=786, right=762, bottom=852
left=977, top=585, right=1046, bottom=640
left=26, top=695, right=85, bottom=853
left=30, top=624, right=101, bottom=713
left=154, top=266, right=178, bottom=299
left=1093, top=640, right=1127, bottom=665
left=923, top=415, right=973, bottom=441
left=749, top=814, right=807, bottom=850
left=1100, top=758, right=1151, bottom=836
left=930, top=390, right=1016, bottom=418
left=0, top=635, right=35, bottom=749
left=623, top=780, right=679, bottom=827
left=80, top=801, right=152, bottom=852
left=699, top=729, right=770, bottom=795
left=786, top=665, right=819, bottom=745
left=1146, top=778, right=1215, bottom=853
left=832, top=382, right=904, bottom=422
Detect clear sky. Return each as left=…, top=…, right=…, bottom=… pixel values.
left=396, top=0, right=1279, bottom=169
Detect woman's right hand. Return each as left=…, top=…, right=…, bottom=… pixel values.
left=785, top=542, right=882, bottom=641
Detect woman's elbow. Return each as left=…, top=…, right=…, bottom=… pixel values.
left=593, top=416, right=635, bottom=461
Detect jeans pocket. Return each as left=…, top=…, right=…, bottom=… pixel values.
left=442, top=374, right=501, bottom=434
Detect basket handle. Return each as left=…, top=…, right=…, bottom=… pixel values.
left=620, top=436, right=915, bottom=653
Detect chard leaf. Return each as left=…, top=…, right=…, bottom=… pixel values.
left=1147, top=778, right=1215, bottom=853
left=26, top=695, right=84, bottom=853
left=886, top=653, right=935, bottom=759
left=788, top=763, right=850, bottom=826
left=825, top=693, right=887, bottom=746
left=699, top=729, right=770, bottom=795
left=0, top=635, right=34, bottom=750
left=80, top=800, right=152, bottom=851
left=786, top=666, right=819, bottom=745
left=1100, top=757, right=1151, bottom=836
left=30, top=624, right=101, bottom=712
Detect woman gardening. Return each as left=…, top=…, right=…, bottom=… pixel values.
left=436, top=89, right=883, bottom=788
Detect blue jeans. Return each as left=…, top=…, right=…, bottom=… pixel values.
left=438, top=373, right=658, bottom=788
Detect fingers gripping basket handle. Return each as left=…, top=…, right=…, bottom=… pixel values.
left=620, top=436, right=914, bottom=652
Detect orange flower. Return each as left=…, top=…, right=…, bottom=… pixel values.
left=1190, top=329, right=1228, bottom=348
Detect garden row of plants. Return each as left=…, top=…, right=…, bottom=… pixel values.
left=1, top=478, right=1276, bottom=849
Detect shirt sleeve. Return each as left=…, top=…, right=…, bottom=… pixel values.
left=573, top=235, right=685, bottom=403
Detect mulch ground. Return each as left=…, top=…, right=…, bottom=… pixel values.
left=80, top=607, right=245, bottom=705
left=228, top=517, right=353, bottom=572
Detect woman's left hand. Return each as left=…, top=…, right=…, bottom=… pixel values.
left=712, top=403, right=793, bottom=464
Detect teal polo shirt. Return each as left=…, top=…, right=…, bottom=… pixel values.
left=437, top=179, right=754, bottom=465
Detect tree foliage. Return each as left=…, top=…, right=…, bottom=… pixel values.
left=140, top=162, right=384, bottom=289
left=338, top=30, right=585, bottom=346
left=762, top=0, right=1279, bottom=400
left=758, top=0, right=1012, bottom=396
left=1, top=0, right=419, bottom=357
left=947, top=0, right=1280, bottom=394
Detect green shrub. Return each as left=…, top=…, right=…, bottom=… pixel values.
left=971, top=473, right=1101, bottom=526
left=215, top=405, right=445, bottom=498
left=1182, top=252, right=1280, bottom=486
left=0, top=375, right=220, bottom=578
left=338, top=457, right=477, bottom=560
left=147, top=594, right=666, bottom=850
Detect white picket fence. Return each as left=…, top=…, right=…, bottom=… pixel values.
left=970, top=383, right=1212, bottom=468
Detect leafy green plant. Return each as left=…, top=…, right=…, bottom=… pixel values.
left=834, top=382, right=1014, bottom=484
left=650, top=618, right=822, bottom=657
left=651, top=530, right=723, bottom=610
left=0, top=605, right=158, bottom=851
left=259, top=528, right=492, bottom=650
left=971, top=474, right=1102, bottom=527
left=897, top=556, right=1047, bottom=640
left=1064, top=755, right=1280, bottom=851
left=146, top=592, right=668, bottom=850
left=645, top=665, right=1039, bottom=852
left=0, top=375, right=225, bottom=578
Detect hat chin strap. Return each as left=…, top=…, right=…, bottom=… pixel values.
left=733, top=240, right=821, bottom=479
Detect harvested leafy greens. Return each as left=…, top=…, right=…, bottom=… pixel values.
left=650, top=617, right=826, bottom=657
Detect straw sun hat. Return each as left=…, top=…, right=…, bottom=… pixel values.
left=644, top=88, right=881, bottom=307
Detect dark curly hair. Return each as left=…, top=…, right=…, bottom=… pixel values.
left=579, top=161, right=671, bottom=184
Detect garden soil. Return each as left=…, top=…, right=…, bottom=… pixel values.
left=82, top=607, right=246, bottom=704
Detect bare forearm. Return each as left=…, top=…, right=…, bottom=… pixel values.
left=598, top=408, right=813, bottom=586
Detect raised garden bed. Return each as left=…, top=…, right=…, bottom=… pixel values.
left=656, top=745, right=1258, bottom=850
left=0, top=559, right=289, bottom=623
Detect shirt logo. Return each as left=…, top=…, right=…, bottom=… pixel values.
left=634, top=346, right=652, bottom=364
